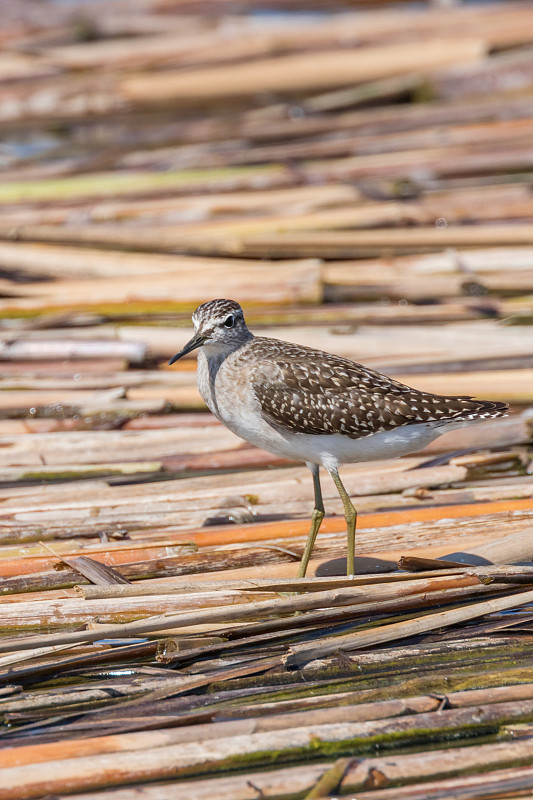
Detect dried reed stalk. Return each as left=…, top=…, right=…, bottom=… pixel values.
left=120, top=39, right=485, bottom=103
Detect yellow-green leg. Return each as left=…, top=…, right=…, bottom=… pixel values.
left=329, top=467, right=356, bottom=576
left=298, top=463, right=325, bottom=578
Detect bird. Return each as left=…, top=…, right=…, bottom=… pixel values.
left=169, top=299, right=508, bottom=577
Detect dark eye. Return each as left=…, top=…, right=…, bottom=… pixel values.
left=223, top=315, right=234, bottom=328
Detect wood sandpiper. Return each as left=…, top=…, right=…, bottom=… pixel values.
left=169, top=299, right=508, bottom=577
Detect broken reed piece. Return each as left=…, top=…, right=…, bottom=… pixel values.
left=476, top=566, right=533, bottom=585
left=399, top=556, right=467, bottom=571
left=39, top=542, right=131, bottom=586
left=304, top=757, right=353, bottom=800
left=399, top=528, right=533, bottom=572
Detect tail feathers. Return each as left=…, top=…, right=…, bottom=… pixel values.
left=446, top=397, right=508, bottom=423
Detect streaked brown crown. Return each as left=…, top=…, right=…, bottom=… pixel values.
left=192, top=299, right=244, bottom=330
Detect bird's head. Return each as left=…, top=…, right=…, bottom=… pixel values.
left=168, top=299, right=251, bottom=364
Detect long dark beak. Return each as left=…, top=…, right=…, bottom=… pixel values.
left=168, top=332, right=206, bottom=365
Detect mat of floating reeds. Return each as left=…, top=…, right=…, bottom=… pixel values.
left=3, top=484, right=533, bottom=797
left=4, top=576, right=533, bottom=799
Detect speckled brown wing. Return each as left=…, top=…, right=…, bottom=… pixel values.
left=249, top=338, right=507, bottom=439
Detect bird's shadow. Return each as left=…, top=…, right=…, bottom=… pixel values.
left=316, top=553, right=533, bottom=575
left=316, top=556, right=397, bottom=576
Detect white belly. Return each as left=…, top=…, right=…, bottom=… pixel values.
left=215, top=388, right=443, bottom=470
left=240, top=421, right=442, bottom=469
